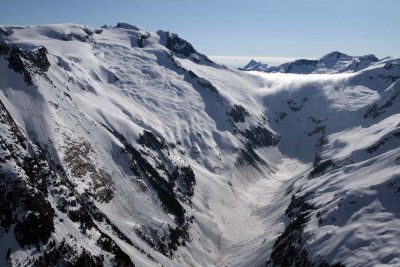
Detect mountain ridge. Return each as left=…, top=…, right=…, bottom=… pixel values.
left=241, top=51, right=384, bottom=74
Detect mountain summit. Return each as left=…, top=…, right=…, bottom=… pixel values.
left=240, top=59, right=269, bottom=71
left=1, top=23, right=400, bottom=266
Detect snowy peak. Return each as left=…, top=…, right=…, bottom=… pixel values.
left=319, top=51, right=353, bottom=69
left=157, top=30, right=218, bottom=66
left=242, top=51, right=382, bottom=74
left=319, top=51, right=379, bottom=72
left=319, top=51, right=378, bottom=63
left=240, top=59, right=269, bottom=71
left=320, top=50, right=351, bottom=60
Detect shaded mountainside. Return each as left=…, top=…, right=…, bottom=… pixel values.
left=0, top=23, right=400, bottom=266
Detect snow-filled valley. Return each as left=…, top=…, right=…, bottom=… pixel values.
left=0, top=23, right=399, bottom=267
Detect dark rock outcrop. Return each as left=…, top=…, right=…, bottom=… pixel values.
left=105, top=127, right=194, bottom=257
left=227, top=104, right=249, bottom=123
left=268, top=194, right=344, bottom=267
left=0, top=41, right=50, bottom=85
left=241, top=125, right=279, bottom=149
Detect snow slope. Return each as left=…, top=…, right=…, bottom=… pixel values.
left=0, top=23, right=399, bottom=267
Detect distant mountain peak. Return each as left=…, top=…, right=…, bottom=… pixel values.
left=240, top=59, right=269, bottom=71
left=321, top=50, right=349, bottom=59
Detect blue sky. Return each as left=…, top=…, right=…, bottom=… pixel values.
left=1, top=0, right=399, bottom=59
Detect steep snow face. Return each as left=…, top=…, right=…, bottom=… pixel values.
left=242, top=51, right=381, bottom=74
left=0, top=23, right=399, bottom=267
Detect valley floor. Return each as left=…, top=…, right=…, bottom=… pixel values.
left=215, top=157, right=310, bottom=266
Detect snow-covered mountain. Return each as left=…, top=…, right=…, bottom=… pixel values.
left=239, top=59, right=269, bottom=72
left=0, top=23, right=399, bottom=267
left=241, top=51, right=382, bottom=74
